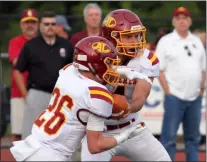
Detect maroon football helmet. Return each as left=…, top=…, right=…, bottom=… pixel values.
left=73, top=36, right=121, bottom=86
left=102, top=9, right=146, bottom=57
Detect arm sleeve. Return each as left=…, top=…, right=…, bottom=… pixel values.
left=15, top=43, right=30, bottom=72
left=155, top=38, right=166, bottom=71
left=86, top=113, right=105, bottom=131
left=139, top=50, right=160, bottom=78
left=8, top=39, right=22, bottom=63
left=140, top=60, right=160, bottom=78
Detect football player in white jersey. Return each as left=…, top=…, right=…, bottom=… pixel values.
left=81, top=9, right=171, bottom=161
left=10, top=36, right=139, bottom=161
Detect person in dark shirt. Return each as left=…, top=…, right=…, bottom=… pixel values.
left=70, top=3, right=102, bottom=47
left=14, top=11, right=74, bottom=139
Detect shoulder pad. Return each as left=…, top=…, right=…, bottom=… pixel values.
left=88, top=86, right=113, bottom=118
left=147, top=51, right=159, bottom=66
left=141, top=49, right=159, bottom=69
left=139, top=49, right=160, bottom=77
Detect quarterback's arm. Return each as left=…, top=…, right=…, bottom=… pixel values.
left=128, top=77, right=154, bottom=113
left=86, top=113, right=136, bottom=154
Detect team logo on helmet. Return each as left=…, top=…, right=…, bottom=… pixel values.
left=92, top=42, right=111, bottom=54
left=104, top=16, right=116, bottom=28
left=177, top=7, right=186, bottom=12
left=27, top=10, right=33, bottom=16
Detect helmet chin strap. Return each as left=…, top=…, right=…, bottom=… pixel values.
left=88, top=62, right=104, bottom=83
left=74, top=59, right=104, bottom=83
left=73, top=62, right=89, bottom=71
left=95, top=74, right=104, bottom=83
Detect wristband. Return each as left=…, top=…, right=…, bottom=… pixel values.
left=113, top=125, right=138, bottom=144
left=113, top=134, right=127, bottom=144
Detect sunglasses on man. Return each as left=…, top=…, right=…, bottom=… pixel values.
left=184, top=46, right=192, bottom=56
left=43, top=22, right=56, bottom=26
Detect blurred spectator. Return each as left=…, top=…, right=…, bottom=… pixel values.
left=55, top=15, right=72, bottom=40
left=13, top=11, right=74, bottom=139
left=193, top=29, right=206, bottom=149
left=155, top=7, right=206, bottom=161
left=146, top=27, right=170, bottom=51
left=0, top=84, right=11, bottom=138
left=70, top=3, right=102, bottom=47
left=193, top=29, right=206, bottom=48
left=8, top=8, right=38, bottom=142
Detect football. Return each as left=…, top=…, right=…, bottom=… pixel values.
left=111, top=94, right=129, bottom=120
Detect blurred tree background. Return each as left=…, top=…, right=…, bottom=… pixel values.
left=0, top=1, right=206, bottom=85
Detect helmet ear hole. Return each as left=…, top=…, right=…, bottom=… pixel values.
left=111, top=32, right=117, bottom=37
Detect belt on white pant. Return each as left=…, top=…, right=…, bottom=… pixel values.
left=106, top=118, right=145, bottom=131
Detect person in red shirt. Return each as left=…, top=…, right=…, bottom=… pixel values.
left=70, top=3, right=102, bottom=47
left=8, top=8, right=39, bottom=142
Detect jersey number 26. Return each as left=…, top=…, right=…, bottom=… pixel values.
left=34, top=87, right=74, bottom=135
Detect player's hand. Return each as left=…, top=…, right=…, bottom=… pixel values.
left=122, top=106, right=132, bottom=118
left=23, top=91, right=28, bottom=100
left=165, top=89, right=171, bottom=96
left=200, top=88, right=205, bottom=96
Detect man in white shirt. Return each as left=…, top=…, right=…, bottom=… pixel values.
left=155, top=7, right=206, bottom=161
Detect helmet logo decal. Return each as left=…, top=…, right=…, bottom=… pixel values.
left=92, top=42, right=111, bottom=54
left=177, top=7, right=186, bottom=12
left=27, top=10, right=33, bottom=16
left=104, top=16, right=116, bottom=28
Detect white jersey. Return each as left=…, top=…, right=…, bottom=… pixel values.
left=105, top=48, right=160, bottom=126
left=31, top=64, right=113, bottom=157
